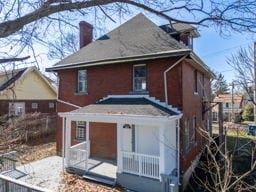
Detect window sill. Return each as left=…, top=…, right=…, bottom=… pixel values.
left=129, top=90, right=149, bottom=95
left=74, top=92, right=88, bottom=96
left=74, top=138, right=86, bottom=142
left=194, top=92, right=198, bottom=95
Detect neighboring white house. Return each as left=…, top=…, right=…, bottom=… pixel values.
left=212, top=94, right=244, bottom=122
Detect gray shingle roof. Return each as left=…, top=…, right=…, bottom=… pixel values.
left=67, top=96, right=179, bottom=117
left=52, top=13, right=186, bottom=68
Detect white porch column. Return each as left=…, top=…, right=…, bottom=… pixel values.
left=62, top=117, right=66, bottom=172
left=65, top=118, right=71, bottom=167
left=85, top=121, right=90, bottom=171
left=117, top=123, right=123, bottom=173
left=159, top=125, right=166, bottom=178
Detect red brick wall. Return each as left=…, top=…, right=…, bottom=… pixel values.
left=179, top=61, right=211, bottom=173
left=56, top=57, right=211, bottom=173
left=0, top=100, right=56, bottom=116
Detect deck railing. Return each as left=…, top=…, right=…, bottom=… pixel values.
left=0, top=174, right=51, bottom=192
left=67, top=141, right=88, bottom=170
left=121, top=151, right=160, bottom=180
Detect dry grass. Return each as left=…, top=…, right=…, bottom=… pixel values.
left=15, top=133, right=56, bottom=165
left=59, top=173, right=125, bottom=192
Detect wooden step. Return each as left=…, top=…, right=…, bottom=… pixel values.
left=83, top=172, right=116, bottom=186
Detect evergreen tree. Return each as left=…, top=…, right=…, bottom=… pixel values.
left=212, top=73, right=230, bottom=96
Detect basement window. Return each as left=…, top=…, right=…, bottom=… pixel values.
left=133, top=64, right=146, bottom=92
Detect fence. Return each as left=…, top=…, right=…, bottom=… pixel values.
left=121, top=151, right=160, bottom=179
left=0, top=174, right=51, bottom=192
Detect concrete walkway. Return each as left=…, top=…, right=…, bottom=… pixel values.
left=17, top=156, right=63, bottom=191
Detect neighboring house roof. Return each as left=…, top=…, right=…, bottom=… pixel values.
left=0, top=67, right=57, bottom=97
left=0, top=68, right=26, bottom=91
left=46, top=13, right=213, bottom=78
left=65, top=95, right=180, bottom=117
left=213, top=94, right=243, bottom=103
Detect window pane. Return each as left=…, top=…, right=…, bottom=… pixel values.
left=78, top=70, right=87, bottom=93
left=133, top=65, right=146, bottom=91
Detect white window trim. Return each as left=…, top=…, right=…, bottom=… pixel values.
left=133, top=64, right=147, bottom=92
left=77, top=70, right=87, bottom=94
left=75, top=121, right=86, bottom=141
left=31, top=103, right=38, bottom=109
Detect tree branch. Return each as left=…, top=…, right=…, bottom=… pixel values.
left=0, top=56, right=30, bottom=64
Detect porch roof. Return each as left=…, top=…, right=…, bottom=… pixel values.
left=65, top=96, right=179, bottom=117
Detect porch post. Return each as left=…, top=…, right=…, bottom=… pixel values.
left=62, top=117, right=66, bottom=172
left=85, top=121, right=90, bottom=171
left=65, top=118, right=71, bottom=167
left=159, top=125, right=166, bottom=179
left=117, top=123, right=123, bottom=173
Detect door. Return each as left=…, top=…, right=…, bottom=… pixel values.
left=122, top=124, right=135, bottom=152
left=9, top=102, right=25, bottom=116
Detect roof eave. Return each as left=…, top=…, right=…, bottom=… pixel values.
left=46, top=49, right=191, bottom=72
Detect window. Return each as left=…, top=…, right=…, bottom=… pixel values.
left=194, top=70, right=198, bottom=93
left=226, top=103, right=229, bottom=108
left=202, top=74, right=205, bottom=96
left=133, top=65, right=146, bottom=92
left=49, top=102, right=54, bottom=108
left=76, top=121, right=86, bottom=141
left=77, top=70, right=87, bottom=93
left=184, top=119, right=190, bottom=152
left=31, top=103, right=38, bottom=109
left=192, top=117, right=197, bottom=143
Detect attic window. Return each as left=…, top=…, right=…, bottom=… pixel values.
left=133, top=65, right=146, bottom=92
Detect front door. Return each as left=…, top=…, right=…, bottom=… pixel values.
left=122, top=124, right=135, bottom=152
left=9, top=102, right=25, bottom=116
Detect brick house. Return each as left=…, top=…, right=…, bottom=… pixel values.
left=46, top=14, right=214, bottom=192
left=0, top=67, right=57, bottom=116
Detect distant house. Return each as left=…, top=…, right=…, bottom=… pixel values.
left=212, top=94, right=244, bottom=122
left=0, top=67, right=57, bottom=116
left=47, top=14, right=214, bottom=192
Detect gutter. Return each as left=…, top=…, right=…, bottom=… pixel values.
left=46, top=49, right=191, bottom=72
left=57, top=99, right=81, bottom=109
left=164, top=55, right=188, bottom=103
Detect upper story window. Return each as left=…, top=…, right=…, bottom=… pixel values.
left=133, top=64, right=146, bottom=92
left=226, top=103, right=229, bottom=108
left=77, top=70, right=87, bottom=93
left=194, top=70, right=198, bottom=94
left=192, top=116, right=197, bottom=143
left=202, top=74, right=205, bottom=97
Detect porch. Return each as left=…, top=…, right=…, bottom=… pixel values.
left=60, top=95, right=182, bottom=192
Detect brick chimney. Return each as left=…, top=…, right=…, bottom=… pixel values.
left=79, top=21, right=93, bottom=49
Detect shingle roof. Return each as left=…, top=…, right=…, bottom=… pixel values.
left=68, top=96, right=179, bottom=117
left=51, top=13, right=186, bottom=68
left=0, top=68, right=27, bottom=91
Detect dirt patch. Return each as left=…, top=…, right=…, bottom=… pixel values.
left=59, top=173, right=125, bottom=192
left=15, top=133, right=56, bottom=165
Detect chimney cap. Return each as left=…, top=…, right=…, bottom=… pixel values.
left=79, top=21, right=93, bottom=28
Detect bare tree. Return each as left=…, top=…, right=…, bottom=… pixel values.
left=227, top=46, right=255, bottom=104
left=188, top=128, right=256, bottom=192
left=0, top=0, right=256, bottom=64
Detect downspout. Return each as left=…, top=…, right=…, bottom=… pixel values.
left=164, top=55, right=188, bottom=104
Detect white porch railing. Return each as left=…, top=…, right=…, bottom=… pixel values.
left=67, top=141, right=89, bottom=170
left=121, top=151, right=160, bottom=180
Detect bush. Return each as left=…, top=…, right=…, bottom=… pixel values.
left=242, top=104, right=254, bottom=121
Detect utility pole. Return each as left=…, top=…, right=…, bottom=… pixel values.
left=254, top=42, right=256, bottom=124
left=231, top=81, right=234, bottom=123
left=218, top=102, right=224, bottom=152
